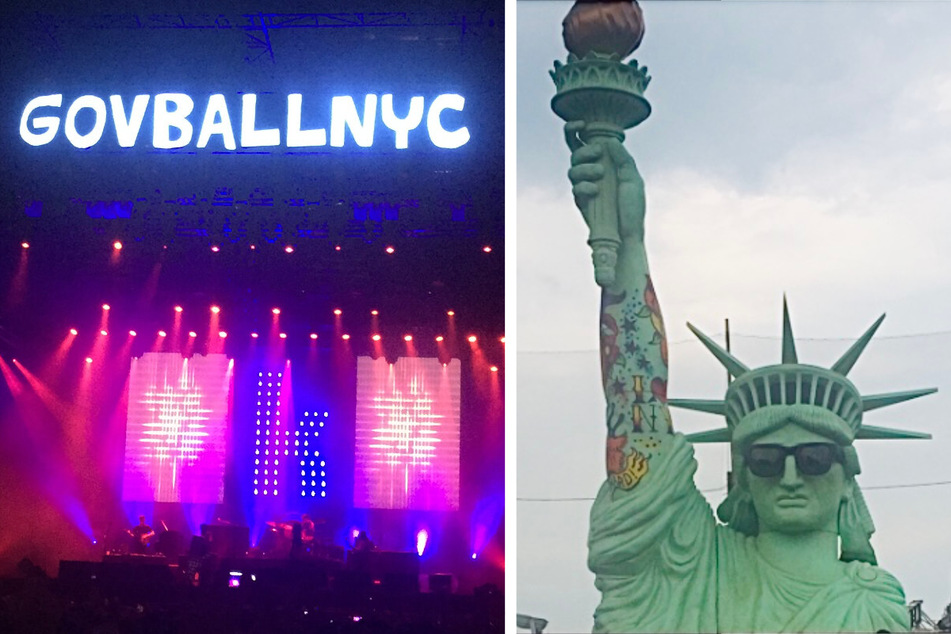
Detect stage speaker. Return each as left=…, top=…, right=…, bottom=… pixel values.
left=187, top=535, right=209, bottom=559
left=429, top=573, right=453, bottom=594
left=155, top=530, right=185, bottom=559
left=58, top=560, right=100, bottom=591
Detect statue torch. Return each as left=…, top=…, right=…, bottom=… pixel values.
left=551, top=1, right=651, bottom=287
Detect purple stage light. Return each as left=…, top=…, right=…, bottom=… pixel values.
left=416, top=529, right=429, bottom=557
left=469, top=494, right=504, bottom=562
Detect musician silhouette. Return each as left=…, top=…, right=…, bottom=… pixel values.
left=353, top=531, right=376, bottom=552
left=129, top=515, right=155, bottom=554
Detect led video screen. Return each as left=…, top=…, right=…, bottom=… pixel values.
left=122, top=353, right=232, bottom=503
left=354, top=357, right=460, bottom=510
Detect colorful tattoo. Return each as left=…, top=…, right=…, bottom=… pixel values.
left=608, top=440, right=649, bottom=490
left=601, top=313, right=621, bottom=389
left=606, top=433, right=664, bottom=490
left=601, top=269, right=674, bottom=483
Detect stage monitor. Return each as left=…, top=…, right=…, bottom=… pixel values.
left=354, top=357, right=460, bottom=510
left=122, top=352, right=232, bottom=503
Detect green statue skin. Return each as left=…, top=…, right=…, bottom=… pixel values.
left=566, top=122, right=932, bottom=633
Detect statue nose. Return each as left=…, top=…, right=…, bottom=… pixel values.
left=780, top=455, right=803, bottom=486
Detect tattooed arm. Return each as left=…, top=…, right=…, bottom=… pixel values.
left=567, top=122, right=672, bottom=490
left=569, top=124, right=717, bottom=633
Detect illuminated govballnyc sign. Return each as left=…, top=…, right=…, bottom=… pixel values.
left=19, top=92, right=470, bottom=150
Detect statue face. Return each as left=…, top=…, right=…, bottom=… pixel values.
left=746, top=423, right=846, bottom=534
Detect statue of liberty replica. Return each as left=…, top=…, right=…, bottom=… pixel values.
left=550, top=2, right=935, bottom=631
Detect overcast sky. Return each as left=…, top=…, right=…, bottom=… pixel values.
left=516, top=1, right=951, bottom=631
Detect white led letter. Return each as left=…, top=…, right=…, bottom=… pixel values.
left=153, top=93, right=194, bottom=149
left=64, top=95, right=108, bottom=149
left=241, top=94, right=280, bottom=147
left=426, top=94, right=469, bottom=149
left=286, top=94, right=326, bottom=147
left=381, top=95, right=424, bottom=150
left=197, top=94, right=237, bottom=150
left=109, top=94, right=150, bottom=148
left=330, top=95, right=378, bottom=148
left=20, top=94, right=63, bottom=146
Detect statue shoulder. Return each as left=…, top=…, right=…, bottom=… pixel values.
left=842, top=560, right=905, bottom=597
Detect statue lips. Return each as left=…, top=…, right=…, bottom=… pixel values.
left=775, top=495, right=809, bottom=508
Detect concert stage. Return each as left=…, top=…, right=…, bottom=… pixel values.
left=0, top=2, right=505, bottom=630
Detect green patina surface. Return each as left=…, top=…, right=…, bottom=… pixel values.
left=551, top=3, right=936, bottom=632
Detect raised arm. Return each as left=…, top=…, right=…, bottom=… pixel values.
left=566, top=122, right=672, bottom=490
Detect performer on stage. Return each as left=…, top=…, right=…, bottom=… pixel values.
left=289, top=520, right=304, bottom=559
left=301, top=514, right=315, bottom=551
left=128, top=515, right=155, bottom=555
left=353, top=530, right=376, bottom=552
left=301, top=515, right=315, bottom=542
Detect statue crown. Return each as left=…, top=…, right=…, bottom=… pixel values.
left=670, top=298, right=935, bottom=444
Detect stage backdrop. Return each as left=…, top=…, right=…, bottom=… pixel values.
left=354, top=356, right=461, bottom=511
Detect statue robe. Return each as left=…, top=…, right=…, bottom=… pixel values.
left=589, top=433, right=909, bottom=633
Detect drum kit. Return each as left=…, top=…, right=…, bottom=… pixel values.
left=257, top=517, right=323, bottom=558
left=265, top=520, right=297, bottom=539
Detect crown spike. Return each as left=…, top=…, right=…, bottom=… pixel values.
left=855, top=424, right=932, bottom=440
left=668, top=398, right=726, bottom=416
left=830, top=314, right=886, bottom=376
left=687, top=322, right=750, bottom=379
left=862, top=388, right=937, bottom=412
left=782, top=295, right=798, bottom=364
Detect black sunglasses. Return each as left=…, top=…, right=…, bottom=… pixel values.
left=744, top=443, right=844, bottom=478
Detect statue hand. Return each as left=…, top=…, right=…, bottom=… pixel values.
left=566, top=122, right=646, bottom=241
